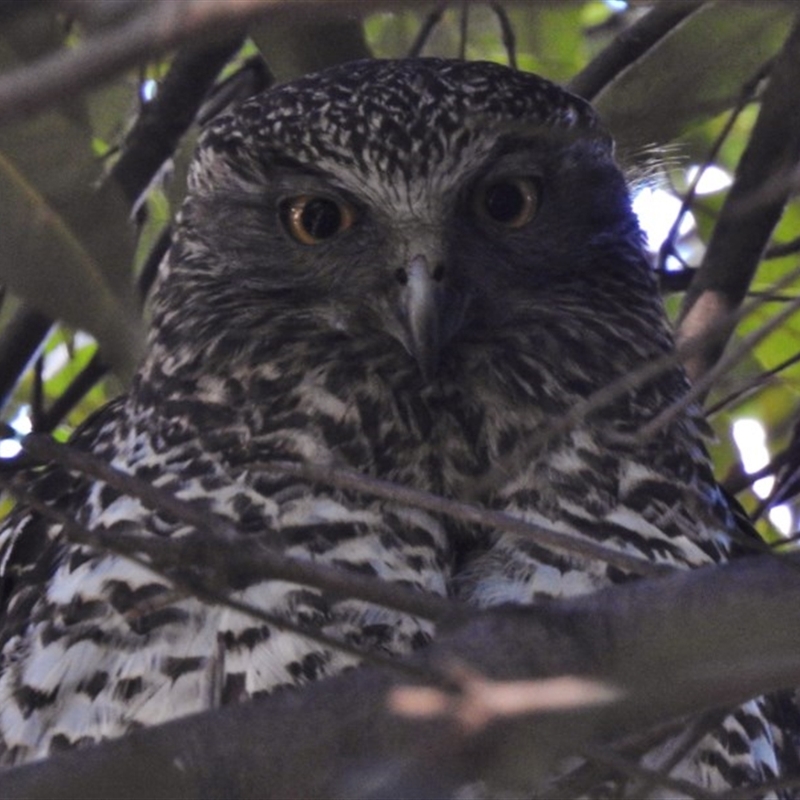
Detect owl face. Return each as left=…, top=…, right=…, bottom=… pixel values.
left=163, top=59, right=650, bottom=380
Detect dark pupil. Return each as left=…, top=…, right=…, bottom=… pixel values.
left=301, top=198, right=342, bottom=239
left=484, top=182, right=525, bottom=223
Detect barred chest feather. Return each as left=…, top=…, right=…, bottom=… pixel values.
left=0, top=325, right=739, bottom=772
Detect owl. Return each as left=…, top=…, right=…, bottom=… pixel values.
left=0, top=58, right=788, bottom=796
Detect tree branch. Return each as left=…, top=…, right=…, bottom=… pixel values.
left=677, top=9, right=800, bottom=382
left=523, top=262, right=800, bottom=460
left=16, top=434, right=459, bottom=625
left=0, top=306, right=51, bottom=410
left=1, top=552, right=799, bottom=799
left=0, top=0, right=435, bottom=127
left=569, top=1, right=704, bottom=100
left=1, top=32, right=243, bottom=425
left=20, top=433, right=667, bottom=578
left=110, top=35, right=245, bottom=207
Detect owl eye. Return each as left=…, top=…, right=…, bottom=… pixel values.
left=281, top=195, right=356, bottom=244
left=475, top=178, right=540, bottom=228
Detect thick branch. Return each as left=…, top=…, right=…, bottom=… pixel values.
left=0, top=306, right=51, bottom=410
left=2, top=35, right=241, bottom=424
left=110, top=35, right=244, bottom=207
left=2, top=553, right=799, bottom=799
left=677, top=9, right=800, bottom=381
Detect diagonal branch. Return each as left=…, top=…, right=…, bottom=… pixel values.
left=21, top=432, right=666, bottom=577
left=0, top=473, right=424, bottom=676
left=635, top=287, right=800, bottom=444
left=525, top=263, right=800, bottom=460
left=18, top=435, right=458, bottom=625
left=569, top=1, right=704, bottom=101
left=0, top=0, right=464, bottom=127
left=0, top=35, right=244, bottom=422
left=677, top=9, right=800, bottom=382
left=266, top=460, right=665, bottom=576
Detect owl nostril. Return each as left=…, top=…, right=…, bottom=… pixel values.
left=394, top=268, right=409, bottom=285
left=431, top=263, right=445, bottom=282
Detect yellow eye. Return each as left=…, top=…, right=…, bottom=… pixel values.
left=281, top=195, right=356, bottom=245
left=475, top=178, right=540, bottom=228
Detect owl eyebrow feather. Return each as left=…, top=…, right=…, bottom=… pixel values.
left=486, top=127, right=609, bottom=162
left=258, top=150, right=324, bottom=174
left=213, top=162, right=361, bottom=215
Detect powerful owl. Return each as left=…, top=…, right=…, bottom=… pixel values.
left=0, top=58, right=788, bottom=795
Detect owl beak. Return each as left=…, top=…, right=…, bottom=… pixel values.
left=398, top=254, right=446, bottom=380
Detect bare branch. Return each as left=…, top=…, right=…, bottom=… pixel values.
left=524, top=263, right=800, bottom=460
left=0, top=33, right=244, bottom=423
left=490, top=2, right=516, bottom=70
left=577, top=743, right=718, bottom=800
left=109, top=35, right=246, bottom=207
left=678, top=9, right=800, bottom=380
left=766, top=233, right=800, bottom=260
left=635, top=287, right=800, bottom=444
left=659, top=61, right=768, bottom=274
left=18, top=434, right=458, bottom=625
left=2, top=552, right=800, bottom=799
left=266, top=460, right=666, bottom=577
left=705, top=349, right=800, bottom=418
left=0, top=472, right=423, bottom=676
left=408, top=3, right=447, bottom=58
left=0, top=306, right=50, bottom=411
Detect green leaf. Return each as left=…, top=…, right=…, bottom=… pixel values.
left=0, top=16, right=142, bottom=377
left=594, top=3, right=794, bottom=153
left=0, top=151, right=143, bottom=376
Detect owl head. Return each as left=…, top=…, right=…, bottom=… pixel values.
left=149, top=59, right=656, bottom=384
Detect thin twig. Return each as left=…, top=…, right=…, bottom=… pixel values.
left=0, top=307, right=51, bottom=412
left=31, top=354, right=44, bottom=432
left=0, top=473, right=436, bottom=682
left=723, top=453, right=787, bottom=498
left=490, top=2, right=516, bottom=69
left=678, top=12, right=800, bottom=379
left=745, top=291, right=800, bottom=302
left=659, top=63, right=768, bottom=274
left=525, top=263, right=800, bottom=458
left=35, top=227, right=172, bottom=433
left=0, top=0, right=384, bottom=126
left=578, top=743, right=717, bottom=800
left=765, top=234, right=800, bottom=260
left=20, top=433, right=460, bottom=623
left=408, top=2, right=447, bottom=58
left=34, top=352, right=109, bottom=433
left=634, top=288, right=800, bottom=444
left=458, top=1, right=468, bottom=61
left=706, top=349, right=800, bottom=418
left=262, top=460, right=667, bottom=577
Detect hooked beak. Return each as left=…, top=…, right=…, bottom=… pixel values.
left=399, top=254, right=445, bottom=381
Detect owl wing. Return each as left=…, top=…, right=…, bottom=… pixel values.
left=0, top=395, right=454, bottom=764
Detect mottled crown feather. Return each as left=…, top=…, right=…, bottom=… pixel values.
left=190, top=58, right=610, bottom=193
